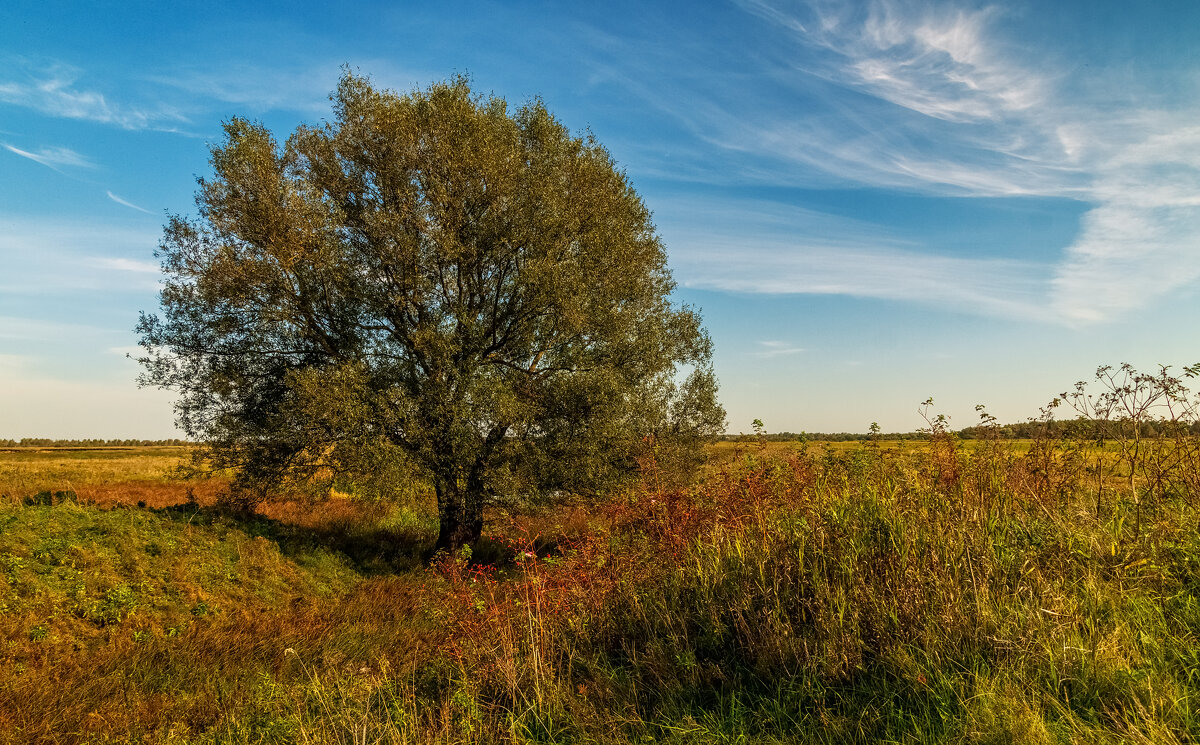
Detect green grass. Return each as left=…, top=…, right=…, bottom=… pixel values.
left=0, top=500, right=358, bottom=629
left=2, top=439, right=1200, bottom=743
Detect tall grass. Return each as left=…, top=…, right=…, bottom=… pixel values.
left=417, top=433, right=1200, bottom=743
left=2, top=365, right=1200, bottom=742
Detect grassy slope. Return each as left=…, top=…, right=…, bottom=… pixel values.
left=0, top=500, right=369, bottom=741
left=1, top=443, right=1199, bottom=743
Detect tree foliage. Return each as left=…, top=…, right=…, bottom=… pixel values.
left=138, top=73, right=725, bottom=548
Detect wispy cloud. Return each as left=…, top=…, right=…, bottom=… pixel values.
left=147, top=65, right=340, bottom=116
left=0, top=216, right=161, bottom=294
left=658, top=194, right=1050, bottom=321
left=804, top=1, right=1044, bottom=123
left=1, top=58, right=427, bottom=139
left=612, top=0, right=1200, bottom=323
left=146, top=59, right=429, bottom=117
left=680, top=238, right=1048, bottom=321
left=696, top=0, right=1079, bottom=196
left=92, top=257, right=161, bottom=274
left=1050, top=125, right=1200, bottom=321
left=754, top=341, right=805, bottom=358
left=2, top=143, right=94, bottom=170
left=0, top=316, right=113, bottom=340
left=106, top=191, right=154, bottom=214
left=0, top=60, right=185, bottom=130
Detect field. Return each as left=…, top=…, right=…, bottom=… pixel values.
left=2, top=431, right=1200, bottom=744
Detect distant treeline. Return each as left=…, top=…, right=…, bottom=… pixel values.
left=8, top=420, right=1200, bottom=449
left=723, top=418, right=1200, bottom=442
left=0, top=438, right=191, bottom=448
left=719, top=431, right=926, bottom=442
left=957, top=419, right=1200, bottom=439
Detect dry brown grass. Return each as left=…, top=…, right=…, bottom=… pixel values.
left=3, top=433, right=1200, bottom=743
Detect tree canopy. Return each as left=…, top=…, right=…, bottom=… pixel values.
left=138, top=73, right=725, bottom=550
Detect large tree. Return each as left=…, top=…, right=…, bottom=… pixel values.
left=138, top=73, right=724, bottom=550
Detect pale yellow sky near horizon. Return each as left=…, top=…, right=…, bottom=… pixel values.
left=1, top=375, right=180, bottom=440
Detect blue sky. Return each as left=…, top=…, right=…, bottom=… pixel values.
left=2, top=0, right=1199, bottom=438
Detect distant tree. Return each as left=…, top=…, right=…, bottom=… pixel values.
left=138, top=73, right=725, bottom=550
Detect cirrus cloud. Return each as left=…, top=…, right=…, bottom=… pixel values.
left=2, top=143, right=94, bottom=170
left=651, top=0, right=1200, bottom=324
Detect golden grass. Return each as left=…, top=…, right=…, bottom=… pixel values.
left=0, top=446, right=214, bottom=506
left=2, top=436, right=1200, bottom=743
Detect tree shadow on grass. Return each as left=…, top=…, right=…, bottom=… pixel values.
left=153, top=498, right=435, bottom=575
left=16, top=487, right=527, bottom=574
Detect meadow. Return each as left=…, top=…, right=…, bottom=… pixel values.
left=5, top=361, right=1200, bottom=745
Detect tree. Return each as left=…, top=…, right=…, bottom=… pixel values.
left=138, top=73, right=725, bottom=550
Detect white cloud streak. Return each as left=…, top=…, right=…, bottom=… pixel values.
left=106, top=191, right=154, bottom=214
left=146, top=65, right=339, bottom=116
left=0, top=316, right=116, bottom=341
left=0, top=58, right=426, bottom=139
left=0, top=61, right=186, bottom=130
left=92, top=257, right=161, bottom=274
left=145, top=59, right=429, bottom=117
left=658, top=193, right=1050, bottom=321
left=0, top=216, right=162, bottom=294
left=754, top=341, right=806, bottom=358
left=3, top=143, right=94, bottom=170
left=676, top=0, right=1078, bottom=197
left=681, top=239, right=1047, bottom=321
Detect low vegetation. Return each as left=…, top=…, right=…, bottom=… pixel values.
left=2, top=364, right=1199, bottom=743
left=0, top=440, right=189, bottom=449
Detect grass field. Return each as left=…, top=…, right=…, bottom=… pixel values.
left=2, top=433, right=1199, bottom=743
left=0, top=447, right=223, bottom=509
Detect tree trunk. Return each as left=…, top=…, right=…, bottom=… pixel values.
left=431, top=428, right=507, bottom=554
left=434, top=479, right=483, bottom=553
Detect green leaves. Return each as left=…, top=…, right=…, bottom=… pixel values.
left=141, top=72, right=725, bottom=545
